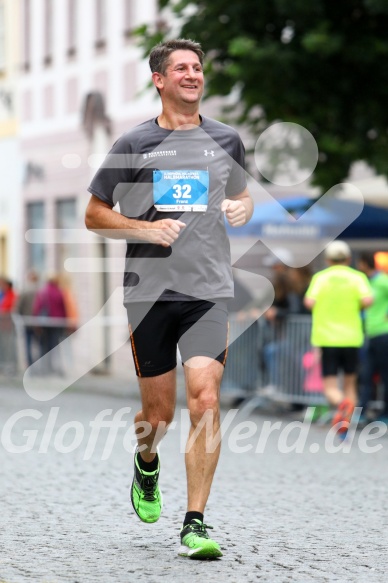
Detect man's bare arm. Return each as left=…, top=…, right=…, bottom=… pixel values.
left=361, top=296, right=374, bottom=308
left=221, top=188, right=254, bottom=227
left=85, top=194, right=185, bottom=247
left=304, top=297, right=316, bottom=310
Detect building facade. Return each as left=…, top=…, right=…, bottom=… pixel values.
left=0, top=0, right=23, bottom=284
left=18, top=0, right=164, bottom=374
left=12, top=0, right=236, bottom=377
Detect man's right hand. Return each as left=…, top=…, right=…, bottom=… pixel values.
left=146, top=219, right=186, bottom=247
left=85, top=195, right=187, bottom=245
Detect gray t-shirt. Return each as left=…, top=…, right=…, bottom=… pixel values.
left=88, top=116, right=247, bottom=303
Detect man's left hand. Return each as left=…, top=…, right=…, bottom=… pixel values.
left=221, top=199, right=247, bottom=227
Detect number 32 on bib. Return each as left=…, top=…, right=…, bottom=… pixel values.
left=153, top=170, right=209, bottom=212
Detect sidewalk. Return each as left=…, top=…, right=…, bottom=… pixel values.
left=0, top=368, right=245, bottom=410
left=0, top=369, right=141, bottom=400
left=0, top=384, right=387, bottom=582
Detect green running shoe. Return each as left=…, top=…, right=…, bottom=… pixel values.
left=130, top=449, right=162, bottom=523
left=179, top=519, right=223, bottom=560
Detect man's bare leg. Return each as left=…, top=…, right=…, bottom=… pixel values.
left=343, top=373, right=358, bottom=405
left=323, top=376, right=343, bottom=407
left=326, top=373, right=357, bottom=432
left=324, top=374, right=357, bottom=407
left=134, top=369, right=177, bottom=461
left=131, top=369, right=177, bottom=524
left=177, top=357, right=224, bottom=559
left=184, top=357, right=224, bottom=513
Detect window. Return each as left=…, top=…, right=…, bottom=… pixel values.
left=93, top=70, right=107, bottom=98
left=95, top=0, right=106, bottom=50
left=43, top=0, right=53, bottom=66
left=43, top=84, right=54, bottom=118
left=123, top=0, right=132, bottom=39
left=55, top=198, right=77, bottom=272
left=66, top=77, right=78, bottom=113
left=0, top=1, right=5, bottom=71
left=22, top=0, right=30, bottom=71
left=56, top=198, right=76, bottom=230
left=22, top=89, right=33, bottom=121
left=26, top=202, right=46, bottom=274
left=67, top=0, right=77, bottom=58
left=123, top=62, right=137, bottom=102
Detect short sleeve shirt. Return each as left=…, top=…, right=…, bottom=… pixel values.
left=365, top=272, right=388, bottom=337
left=88, top=116, right=247, bottom=303
left=305, top=265, right=372, bottom=347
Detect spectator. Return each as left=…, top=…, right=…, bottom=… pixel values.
left=57, top=273, right=79, bottom=371
left=0, top=276, right=4, bottom=303
left=15, top=271, right=40, bottom=367
left=304, top=241, right=373, bottom=434
left=58, top=273, right=79, bottom=334
left=0, top=278, right=18, bottom=373
left=262, top=250, right=293, bottom=387
left=33, top=273, right=67, bottom=375
left=288, top=267, right=312, bottom=315
left=263, top=248, right=293, bottom=321
left=0, top=279, right=17, bottom=313
left=357, top=252, right=388, bottom=421
left=286, top=267, right=314, bottom=406
left=223, top=274, right=259, bottom=400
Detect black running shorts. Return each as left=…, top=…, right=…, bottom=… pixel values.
left=320, top=347, right=359, bottom=377
left=125, top=300, right=229, bottom=377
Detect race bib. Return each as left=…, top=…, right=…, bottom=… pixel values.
left=153, top=170, right=209, bottom=212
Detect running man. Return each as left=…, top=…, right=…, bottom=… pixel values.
left=85, top=39, right=253, bottom=559
left=304, top=241, right=373, bottom=433
left=357, top=251, right=388, bottom=420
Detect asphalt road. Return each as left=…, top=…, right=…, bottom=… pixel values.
left=0, top=383, right=387, bottom=583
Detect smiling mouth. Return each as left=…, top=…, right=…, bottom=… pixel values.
left=182, top=85, right=198, bottom=89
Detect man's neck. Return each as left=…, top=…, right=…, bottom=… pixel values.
left=157, top=108, right=201, bottom=130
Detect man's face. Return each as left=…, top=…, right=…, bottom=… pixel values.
left=153, top=50, right=204, bottom=105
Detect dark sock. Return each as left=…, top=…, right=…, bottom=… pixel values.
left=136, top=451, right=159, bottom=472
left=184, top=511, right=204, bottom=526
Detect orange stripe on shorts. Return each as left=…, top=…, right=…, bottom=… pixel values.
left=222, top=321, right=230, bottom=366
left=128, top=324, right=142, bottom=377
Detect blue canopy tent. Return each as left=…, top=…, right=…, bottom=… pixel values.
left=226, top=196, right=388, bottom=240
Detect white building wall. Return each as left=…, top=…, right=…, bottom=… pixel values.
left=17, top=0, right=246, bottom=376
left=0, top=138, right=23, bottom=283
left=0, top=0, right=23, bottom=285
left=20, top=0, right=159, bottom=139
left=19, top=0, right=163, bottom=375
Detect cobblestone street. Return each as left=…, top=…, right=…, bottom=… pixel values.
left=0, top=383, right=387, bottom=583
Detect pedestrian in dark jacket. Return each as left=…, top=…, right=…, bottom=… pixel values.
left=33, top=274, right=67, bottom=374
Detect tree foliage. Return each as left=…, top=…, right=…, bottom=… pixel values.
left=137, top=0, right=388, bottom=191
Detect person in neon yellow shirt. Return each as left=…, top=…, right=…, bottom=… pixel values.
left=304, top=241, right=373, bottom=432
left=357, top=252, right=388, bottom=419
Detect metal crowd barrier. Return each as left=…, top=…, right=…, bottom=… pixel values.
left=9, top=314, right=73, bottom=375
left=0, top=314, right=18, bottom=375
left=5, top=313, right=382, bottom=415
left=222, top=314, right=327, bottom=408
left=7, top=314, right=131, bottom=378
left=1, top=312, right=324, bottom=404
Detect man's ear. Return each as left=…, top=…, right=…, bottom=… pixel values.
left=152, top=71, right=164, bottom=91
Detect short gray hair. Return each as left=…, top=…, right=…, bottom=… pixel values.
left=149, top=39, right=204, bottom=75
